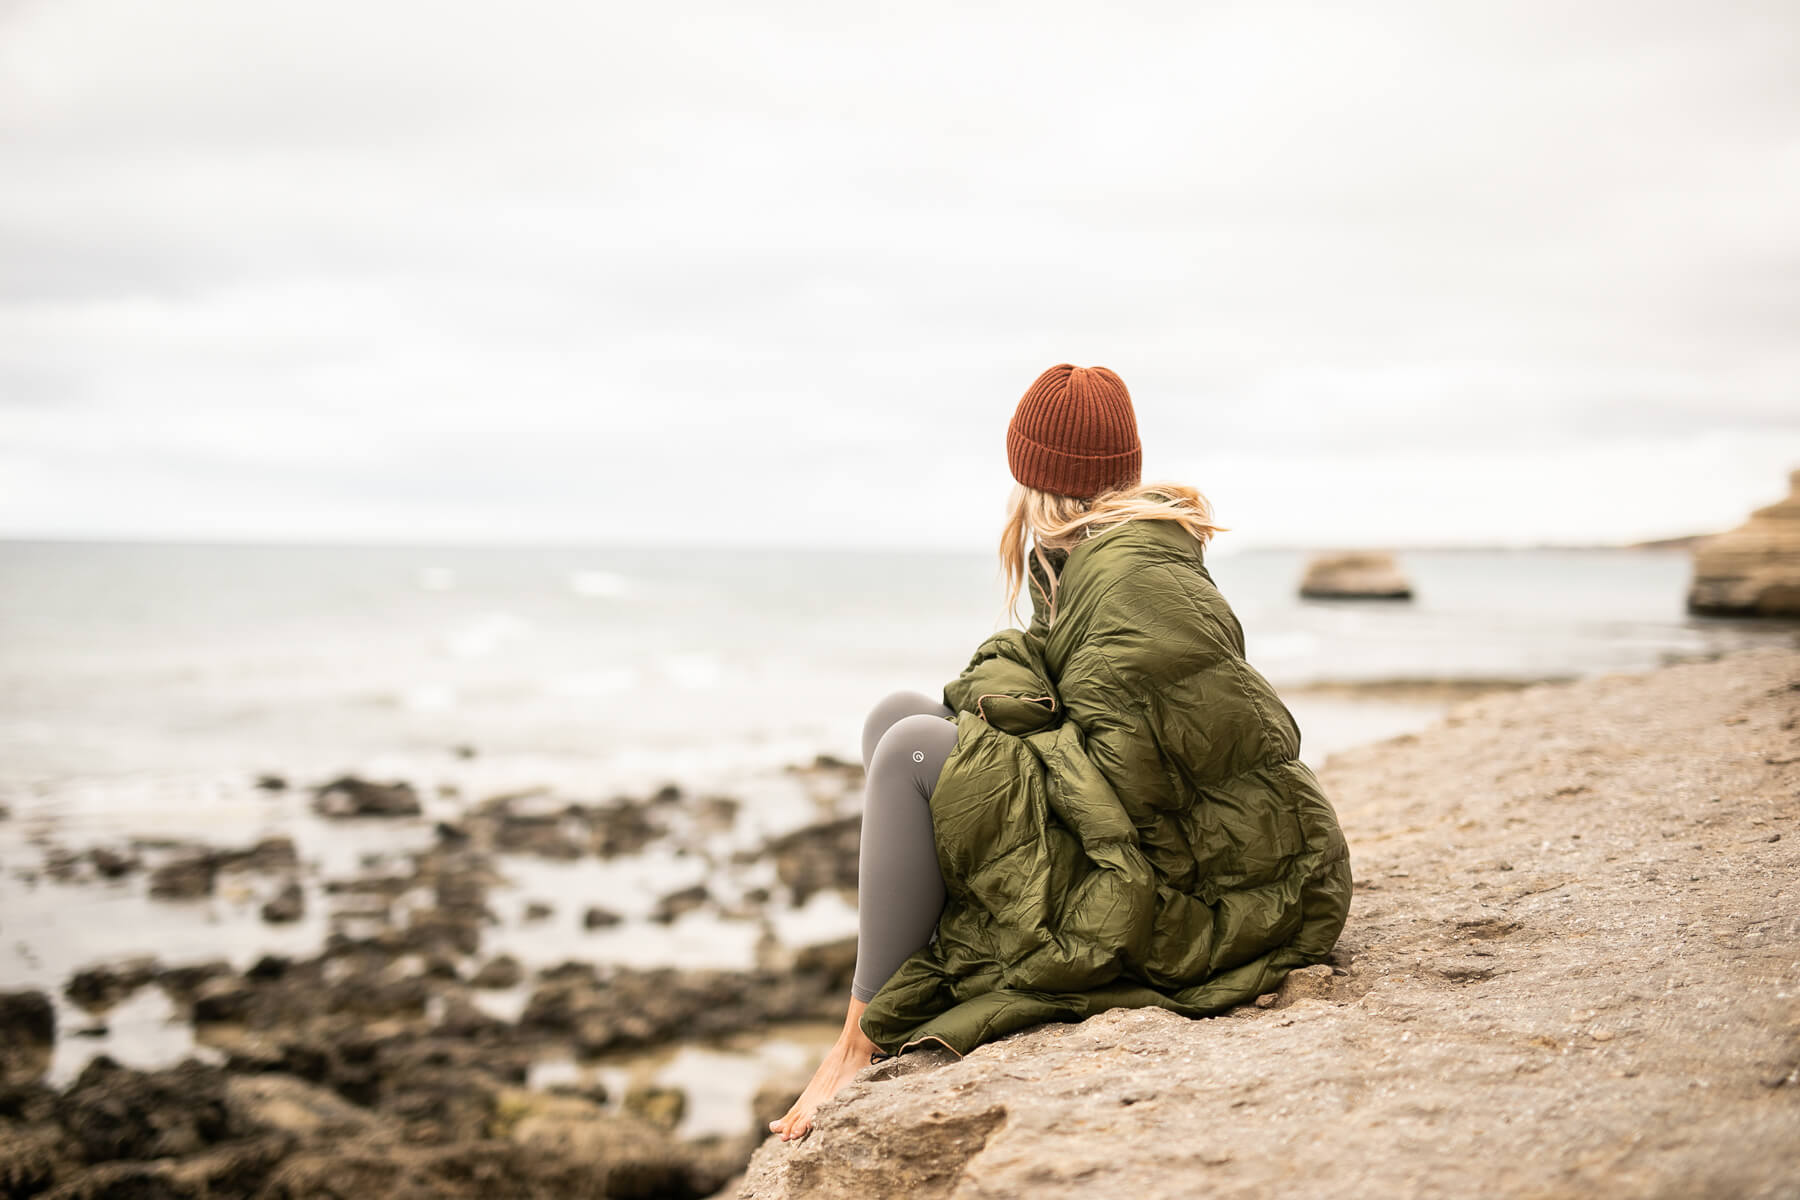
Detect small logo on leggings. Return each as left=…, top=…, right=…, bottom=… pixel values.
left=911, top=750, right=925, bottom=762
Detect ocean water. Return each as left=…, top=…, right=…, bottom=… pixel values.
left=0, top=539, right=1789, bottom=802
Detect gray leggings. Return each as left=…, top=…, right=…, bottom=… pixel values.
left=850, top=689, right=959, bottom=1003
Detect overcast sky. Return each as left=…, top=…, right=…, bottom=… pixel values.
left=2, top=0, right=1795, bottom=551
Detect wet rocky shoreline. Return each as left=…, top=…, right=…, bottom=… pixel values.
left=0, top=758, right=869, bottom=1199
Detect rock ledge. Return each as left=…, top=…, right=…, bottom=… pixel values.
left=740, top=649, right=1800, bottom=1199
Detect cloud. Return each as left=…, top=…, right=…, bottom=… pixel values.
left=1, top=0, right=1796, bottom=548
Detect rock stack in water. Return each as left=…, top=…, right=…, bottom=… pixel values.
left=1298, top=551, right=1413, bottom=600
left=1688, top=468, right=1800, bottom=617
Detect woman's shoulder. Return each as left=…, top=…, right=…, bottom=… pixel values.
left=1068, top=523, right=1242, bottom=653
left=1072, top=518, right=1211, bottom=599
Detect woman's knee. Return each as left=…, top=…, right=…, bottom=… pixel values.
left=862, top=689, right=952, bottom=769
left=869, top=711, right=958, bottom=794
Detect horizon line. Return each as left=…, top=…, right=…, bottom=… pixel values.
left=0, top=530, right=1716, bottom=556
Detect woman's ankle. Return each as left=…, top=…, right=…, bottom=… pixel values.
left=838, top=996, right=877, bottom=1051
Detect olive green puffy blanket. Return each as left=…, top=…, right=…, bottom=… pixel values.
left=859, top=517, right=1354, bottom=1057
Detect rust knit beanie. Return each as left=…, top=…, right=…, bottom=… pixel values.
left=1006, top=364, right=1142, bottom=499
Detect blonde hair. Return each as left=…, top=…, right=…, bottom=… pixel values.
left=999, top=479, right=1226, bottom=631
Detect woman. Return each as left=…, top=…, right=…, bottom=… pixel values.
left=770, top=363, right=1353, bottom=1142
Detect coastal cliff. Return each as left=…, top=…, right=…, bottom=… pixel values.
left=1689, top=468, right=1800, bottom=616
left=738, top=648, right=1800, bottom=1199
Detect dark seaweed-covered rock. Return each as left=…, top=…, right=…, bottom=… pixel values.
left=312, top=776, right=421, bottom=819
left=65, top=958, right=158, bottom=1013
left=649, top=884, right=710, bottom=924
left=764, top=814, right=861, bottom=905
left=261, top=881, right=305, bottom=924
left=191, top=977, right=255, bottom=1025
left=329, top=971, right=429, bottom=1022
left=246, top=955, right=291, bottom=981
left=421, top=955, right=461, bottom=981
left=582, top=905, right=622, bottom=930
left=40, top=1135, right=291, bottom=1200
left=693, top=793, right=741, bottom=832
left=39, top=1161, right=188, bottom=1200
left=258, top=1139, right=580, bottom=1200
left=491, top=806, right=586, bottom=860
left=790, top=936, right=857, bottom=989
left=154, top=961, right=233, bottom=1003
left=0, top=1124, right=62, bottom=1197
left=401, top=909, right=483, bottom=958
left=433, top=997, right=508, bottom=1042
left=518, top=964, right=842, bottom=1056
left=470, top=956, right=522, bottom=989
left=145, top=838, right=298, bottom=904
left=224, top=836, right=300, bottom=873
left=0, top=991, right=55, bottom=1084
left=589, top=797, right=665, bottom=858
left=57, top=1057, right=243, bottom=1163
left=0, top=1079, right=57, bottom=1124
left=432, top=868, right=490, bottom=916
left=43, top=847, right=85, bottom=882
left=492, top=1089, right=726, bottom=1198
left=148, top=853, right=217, bottom=900
left=87, top=847, right=140, bottom=879
left=325, top=873, right=413, bottom=898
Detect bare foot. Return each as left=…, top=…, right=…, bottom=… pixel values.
left=770, top=997, right=881, bottom=1142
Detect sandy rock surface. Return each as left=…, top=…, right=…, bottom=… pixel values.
left=740, top=648, right=1800, bottom=1199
